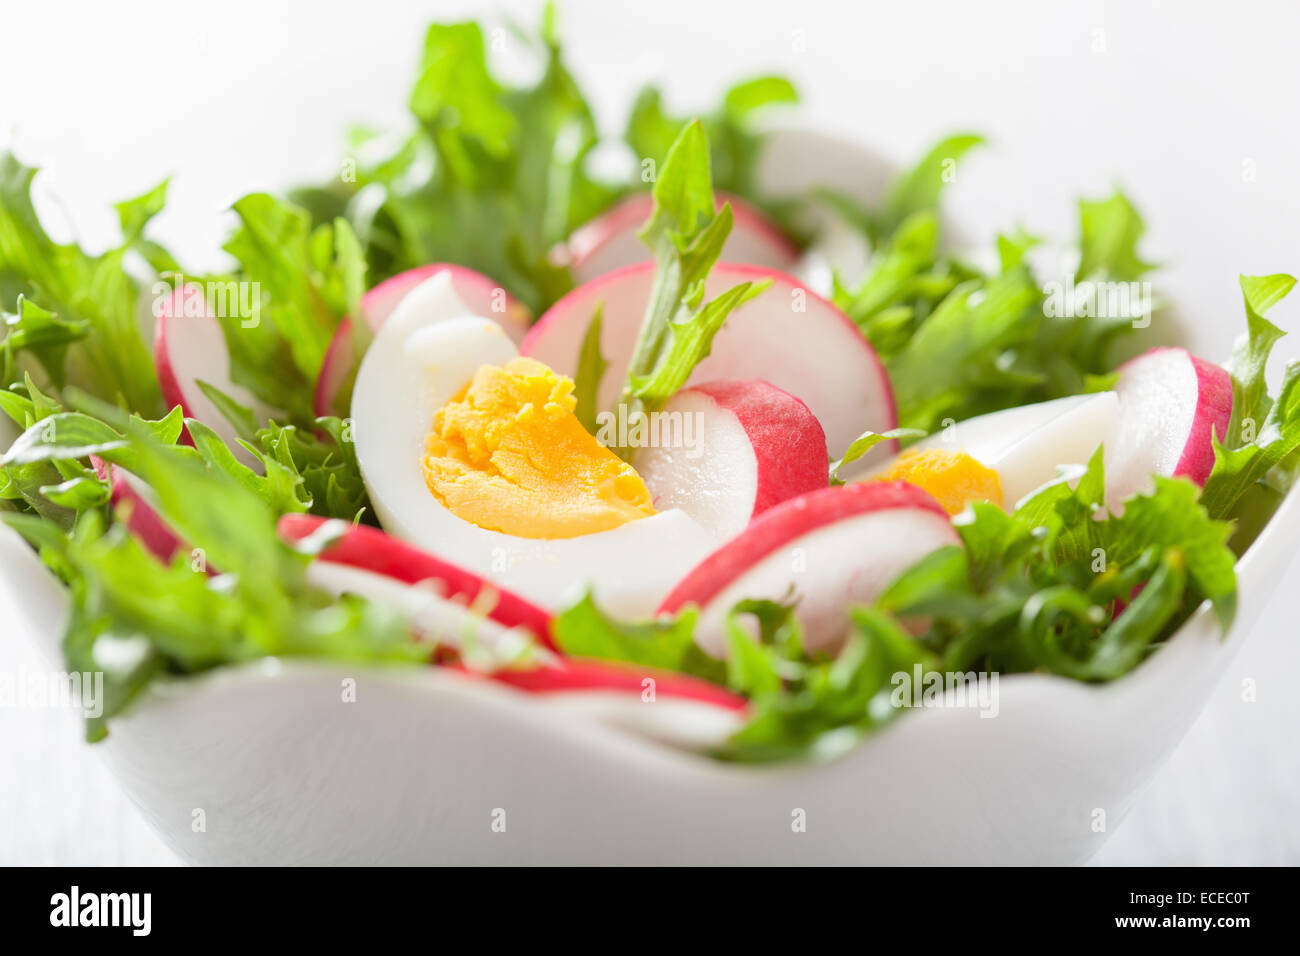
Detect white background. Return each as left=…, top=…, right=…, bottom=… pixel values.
left=1, top=0, right=1298, bottom=864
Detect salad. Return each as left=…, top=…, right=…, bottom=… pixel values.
left=2, top=8, right=1298, bottom=764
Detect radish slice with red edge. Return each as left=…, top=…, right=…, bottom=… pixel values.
left=484, top=658, right=747, bottom=712
left=279, top=514, right=557, bottom=650
left=91, top=456, right=187, bottom=566
left=659, top=481, right=959, bottom=658
left=154, top=283, right=281, bottom=461
left=521, top=261, right=897, bottom=474
left=455, top=658, right=748, bottom=750
left=635, top=379, right=829, bottom=540
left=314, top=263, right=532, bottom=417
left=561, top=192, right=798, bottom=285
left=1105, top=346, right=1232, bottom=505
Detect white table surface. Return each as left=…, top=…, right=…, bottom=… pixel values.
left=2, top=0, right=1299, bottom=866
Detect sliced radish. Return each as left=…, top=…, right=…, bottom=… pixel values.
left=659, top=482, right=958, bottom=658
left=754, top=126, right=894, bottom=207
left=287, top=516, right=747, bottom=748
left=459, top=658, right=748, bottom=751
left=314, top=263, right=532, bottom=417
left=486, top=657, right=747, bottom=711
left=90, top=457, right=186, bottom=565
left=792, top=209, right=874, bottom=297
left=154, top=283, right=281, bottom=462
left=634, top=379, right=828, bottom=540
left=280, top=514, right=556, bottom=649
left=1105, top=347, right=1232, bottom=504
left=561, top=192, right=797, bottom=286
left=286, top=516, right=743, bottom=708
left=521, top=262, right=896, bottom=471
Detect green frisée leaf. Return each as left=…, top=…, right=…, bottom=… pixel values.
left=188, top=379, right=371, bottom=522
left=829, top=427, right=926, bottom=483
left=184, top=418, right=310, bottom=517
left=878, top=133, right=983, bottom=239
left=834, top=211, right=954, bottom=343
left=3, top=424, right=426, bottom=741
left=833, top=133, right=1158, bottom=433
left=717, top=602, right=939, bottom=763
left=1077, top=190, right=1156, bottom=281
left=217, top=197, right=363, bottom=423
left=195, top=380, right=261, bottom=445
left=256, top=417, right=371, bottom=523
left=723, top=76, right=799, bottom=120
left=572, top=304, right=607, bottom=434
left=1, top=296, right=89, bottom=388
left=885, top=267, right=1041, bottom=431
left=291, top=6, right=620, bottom=315
left=890, top=448, right=1237, bottom=673
left=1202, top=274, right=1300, bottom=529
left=1223, top=273, right=1294, bottom=447
left=0, top=412, right=128, bottom=467
left=626, top=276, right=769, bottom=410
left=552, top=592, right=725, bottom=685
left=409, top=22, right=516, bottom=177
left=626, top=75, right=798, bottom=205
left=1203, top=359, right=1300, bottom=522
left=0, top=153, right=165, bottom=415
left=611, top=121, right=772, bottom=450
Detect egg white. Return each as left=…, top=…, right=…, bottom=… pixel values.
left=351, top=272, right=719, bottom=618
left=909, top=392, right=1120, bottom=508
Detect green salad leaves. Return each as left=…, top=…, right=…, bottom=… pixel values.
left=831, top=139, right=1156, bottom=434
left=611, top=121, right=770, bottom=444
left=556, top=446, right=1238, bottom=762
left=2, top=7, right=1297, bottom=758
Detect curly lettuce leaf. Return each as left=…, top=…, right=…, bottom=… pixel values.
left=0, top=153, right=164, bottom=415
left=1200, top=274, right=1300, bottom=528
left=615, top=121, right=770, bottom=433
left=625, top=74, right=797, bottom=205
left=216, top=196, right=364, bottom=423
left=2, top=418, right=424, bottom=741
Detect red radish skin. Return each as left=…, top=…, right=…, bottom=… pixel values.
left=154, top=301, right=188, bottom=428
left=279, top=513, right=556, bottom=649
left=91, top=457, right=188, bottom=566
left=154, top=283, right=284, bottom=464
left=694, top=380, right=828, bottom=515
left=313, top=264, right=531, bottom=417
left=1166, top=351, right=1232, bottom=483
left=112, top=470, right=185, bottom=564
left=281, top=515, right=745, bottom=712
left=659, top=481, right=947, bottom=616
left=521, top=261, right=898, bottom=465
left=1108, top=347, right=1233, bottom=504
left=636, top=379, right=829, bottom=540
left=153, top=284, right=203, bottom=445
left=481, top=658, right=749, bottom=712
left=659, top=481, right=958, bottom=657
left=562, top=192, right=798, bottom=282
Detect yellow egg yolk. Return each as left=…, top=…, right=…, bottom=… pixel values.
left=872, top=448, right=1003, bottom=515
left=421, top=357, right=656, bottom=539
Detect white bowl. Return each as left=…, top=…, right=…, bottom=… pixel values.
left=3, top=126, right=1290, bottom=864
left=4, top=483, right=1294, bottom=865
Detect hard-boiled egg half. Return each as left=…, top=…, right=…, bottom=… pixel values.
left=869, top=392, right=1122, bottom=514
left=350, top=271, right=719, bottom=617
